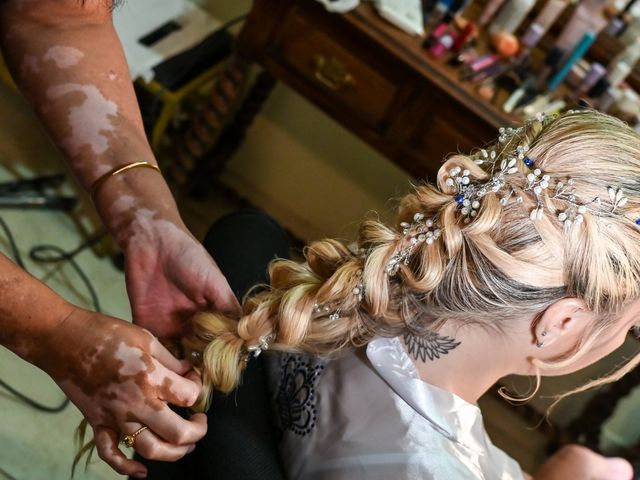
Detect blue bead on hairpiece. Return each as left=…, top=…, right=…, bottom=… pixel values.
left=456, top=195, right=465, bottom=204
left=524, top=157, right=534, bottom=167
left=635, top=218, right=640, bottom=226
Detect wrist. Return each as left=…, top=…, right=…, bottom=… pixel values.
left=27, top=303, right=78, bottom=371
left=92, top=165, right=184, bottom=250
left=2, top=287, right=76, bottom=370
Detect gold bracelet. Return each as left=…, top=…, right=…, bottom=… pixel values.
left=90, top=161, right=161, bottom=201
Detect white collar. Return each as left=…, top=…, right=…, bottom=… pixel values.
left=366, top=337, right=487, bottom=454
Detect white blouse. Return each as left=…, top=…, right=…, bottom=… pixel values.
left=267, top=336, right=525, bottom=480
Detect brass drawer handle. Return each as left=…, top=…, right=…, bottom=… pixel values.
left=313, top=55, right=356, bottom=91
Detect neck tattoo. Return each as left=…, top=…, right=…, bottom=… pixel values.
left=404, top=330, right=461, bottom=362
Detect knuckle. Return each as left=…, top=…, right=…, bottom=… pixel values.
left=172, top=429, right=190, bottom=445
left=96, top=447, right=110, bottom=463
left=140, top=442, right=159, bottom=459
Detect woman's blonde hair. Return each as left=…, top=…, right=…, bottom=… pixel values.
left=185, top=110, right=640, bottom=411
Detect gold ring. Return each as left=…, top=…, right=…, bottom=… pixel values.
left=121, top=426, right=148, bottom=448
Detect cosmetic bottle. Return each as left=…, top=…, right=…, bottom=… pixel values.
left=422, top=19, right=452, bottom=49
left=491, top=32, right=521, bottom=57
left=620, top=17, right=640, bottom=44
left=610, top=37, right=640, bottom=69
left=531, top=0, right=569, bottom=34
left=460, top=53, right=502, bottom=81
left=424, top=0, right=455, bottom=31
left=490, top=0, right=536, bottom=33
left=519, top=23, right=545, bottom=55
left=576, top=62, right=606, bottom=96
left=548, top=32, right=597, bottom=91
left=605, top=17, right=626, bottom=36
left=610, top=89, right=640, bottom=122
left=535, top=47, right=566, bottom=89
left=429, top=26, right=459, bottom=57
left=566, top=60, right=590, bottom=88
left=503, top=79, right=533, bottom=113
left=554, top=0, right=608, bottom=55
left=452, top=21, right=478, bottom=51
left=606, top=61, right=632, bottom=87
left=522, top=94, right=552, bottom=116
left=517, top=0, right=569, bottom=60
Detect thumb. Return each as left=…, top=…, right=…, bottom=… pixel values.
left=205, top=273, right=241, bottom=316
left=537, top=446, right=633, bottom=480
left=594, top=457, right=633, bottom=480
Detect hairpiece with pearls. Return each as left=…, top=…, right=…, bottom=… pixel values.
left=385, top=111, right=639, bottom=276
left=386, top=212, right=441, bottom=276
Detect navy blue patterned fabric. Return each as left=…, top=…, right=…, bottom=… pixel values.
left=276, top=355, right=325, bottom=438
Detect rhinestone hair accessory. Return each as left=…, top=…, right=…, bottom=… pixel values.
left=385, top=111, right=636, bottom=275
left=245, top=332, right=276, bottom=359
left=386, top=212, right=441, bottom=276
left=312, top=269, right=365, bottom=321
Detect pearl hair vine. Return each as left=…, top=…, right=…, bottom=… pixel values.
left=386, top=111, right=638, bottom=276
left=291, top=110, right=640, bottom=328
left=312, top=269, right=365, bottom=322
left=386, top=212, right=441, bottom=276
left=242, top=332, right=277, bottom=364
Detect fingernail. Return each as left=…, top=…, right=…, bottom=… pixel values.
left=607, top=458, right=632, bottom=479
left=132, top=471, right=147, bottom=479
left=187, top=444, right=196, bottom=454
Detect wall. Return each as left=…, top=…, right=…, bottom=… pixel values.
left=192, top=0, right=412, bottom=240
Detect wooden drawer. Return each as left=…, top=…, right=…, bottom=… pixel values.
left=237, top=0, right=510, bottom=180
left=401, top=95, right=497, bottom=178
left=270, top=6, right=399, bottom=130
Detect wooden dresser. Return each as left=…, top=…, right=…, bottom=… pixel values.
left=236, top=0, right=516, bottom=179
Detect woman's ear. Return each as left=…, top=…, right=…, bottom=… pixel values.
left=533, top=298, right=590, bottom=349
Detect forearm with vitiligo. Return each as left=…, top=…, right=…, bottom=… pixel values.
left=0, top=0, right=184, bottom=250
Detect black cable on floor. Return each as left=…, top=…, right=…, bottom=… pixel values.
left=0, top=216, right=104, bottom=414
left=0, top=464, right=17, bottom=480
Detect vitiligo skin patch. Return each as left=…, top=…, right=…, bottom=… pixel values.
left=46, top=83, right=118, bottom=157
left=43, top=46, right=85, bottom=69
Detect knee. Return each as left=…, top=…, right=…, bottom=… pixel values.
left=203, top=209, right=291, bottom=261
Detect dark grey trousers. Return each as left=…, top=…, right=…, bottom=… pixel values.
left=138, top=209, right=289, bottom=480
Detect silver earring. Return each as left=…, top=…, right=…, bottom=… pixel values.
left=536, top=330, right=547, bottom=348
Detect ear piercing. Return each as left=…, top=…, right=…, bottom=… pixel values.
left=536, top=330, right=547, bottom=348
